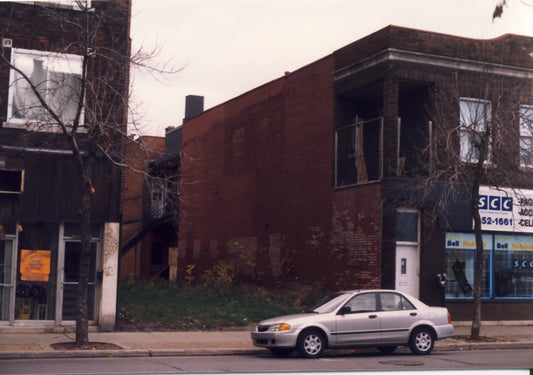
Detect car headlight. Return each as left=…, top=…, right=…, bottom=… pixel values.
left=270, top=323, right=291, bottom=331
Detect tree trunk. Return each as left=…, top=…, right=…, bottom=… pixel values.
left=471, top=189, right=483, bottom=339
left=75, top=154, right=95, bottom=346
left=470, top=130, right=489, bottom=340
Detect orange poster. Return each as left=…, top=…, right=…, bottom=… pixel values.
left=20, top=250, right=51, bottom=282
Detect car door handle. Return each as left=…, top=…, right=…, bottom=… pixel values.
left=410, top=312, right=417, bottom=316
left=368, top=314, right=378, bottom=319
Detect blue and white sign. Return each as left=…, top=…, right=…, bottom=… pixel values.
left=445, top=232, right=492, bottom=249
left=478, top=186, right=533, bottom=233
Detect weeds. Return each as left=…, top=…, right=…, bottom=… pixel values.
left=118, top=279, right=323, bottom=331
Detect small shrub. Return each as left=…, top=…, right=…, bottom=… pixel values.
left=185, top=264, right=195, bottom=285
left=201, top=261, right=235, bottom=291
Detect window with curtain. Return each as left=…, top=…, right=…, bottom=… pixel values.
left=519, top=105, right=533, bottom=167
left=11, top=1, right=92, bottom=11
left=8, top=48, right=83, bottom=128
left=459, top=98, right=491, bottom=163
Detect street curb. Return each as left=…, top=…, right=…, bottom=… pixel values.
left=435, top=342, right=533, bottom=352
left=2, top=343, right=533, bottom=360
left=0, top=348, right=263, bottom=360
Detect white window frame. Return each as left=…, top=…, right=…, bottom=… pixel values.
left=459, top=98, right=491, bottom=163
left=11, top=1, right=92, bottom=11
left=519, top=105, right=533, bottom=168
left=6, top=48, right=84, bottom=132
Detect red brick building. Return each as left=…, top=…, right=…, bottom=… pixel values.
left=179, top=26, right=533, bottom=320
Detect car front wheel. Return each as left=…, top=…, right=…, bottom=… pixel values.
left=409, top=327, right=435, bottom=355
left=297, top=329, right=325, bottom=358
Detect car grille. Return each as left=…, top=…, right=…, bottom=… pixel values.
left=257, top=324, right=270, bottom=332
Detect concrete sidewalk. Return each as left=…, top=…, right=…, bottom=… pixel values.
left=1, top=322, right=533, bottom=359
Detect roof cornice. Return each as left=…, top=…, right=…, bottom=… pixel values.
left=334, top=48, right=533, bottom=81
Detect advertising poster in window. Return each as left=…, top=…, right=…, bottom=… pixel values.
left=445, top=232, right=492, bottom=298
left=20, top=249, right=51, bottom=281
left=478, top=186, right=533, bottom=233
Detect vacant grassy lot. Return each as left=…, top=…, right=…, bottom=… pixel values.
left=118, top=279, right=325, bottom=331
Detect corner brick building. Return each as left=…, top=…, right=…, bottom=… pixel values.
left=179, top=26, right=533, bottom=320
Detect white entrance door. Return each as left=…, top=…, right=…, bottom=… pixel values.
left=395, top=244, right=419, bottom=298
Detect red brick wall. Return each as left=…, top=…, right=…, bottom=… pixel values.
left=180, top=55, right=384, bottom=289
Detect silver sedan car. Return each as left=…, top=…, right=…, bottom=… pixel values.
left=251, top=289, right=453, bottom=358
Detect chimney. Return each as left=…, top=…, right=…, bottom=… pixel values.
left=165, top=126, right=182, bottom=155
left=184, top=95, right=204, bottom=122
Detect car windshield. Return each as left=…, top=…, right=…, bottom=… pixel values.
left=308, top=292, right=352, bottom=313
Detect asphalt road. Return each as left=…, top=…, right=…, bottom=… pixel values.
left=1, top=348, right=533, bottom=374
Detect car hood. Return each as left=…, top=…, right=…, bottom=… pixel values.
left=259, top=313, right=318, bottom=325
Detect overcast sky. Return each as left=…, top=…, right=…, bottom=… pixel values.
left=129, top=0, right=533, bottom=136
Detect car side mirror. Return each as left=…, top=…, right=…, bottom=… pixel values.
left=338, top=306, right=351, bottom=315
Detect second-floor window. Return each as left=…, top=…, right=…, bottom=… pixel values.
left=7, top=48, right=83, bottom=128
left=519, top=105, right=533, bottom=167
left=335, top=117, right=382, bottom=187
left=11, top=1, right=92, bottom=10
left=459, top=98, right=491, bottom=163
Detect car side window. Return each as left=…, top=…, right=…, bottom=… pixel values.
left=380, top=293, right=416, bottom=311
left=343, top=293, right=376, bottom=313
left=400, top=295, right=416, bottom=310
left=380, top=293, right=401, bottom=311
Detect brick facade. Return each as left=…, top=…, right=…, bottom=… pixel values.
left=179, top=25, right=533, bottom=320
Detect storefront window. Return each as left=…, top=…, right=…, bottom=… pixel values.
left=494, top=234, right=533, bottom=298
left=446, top=232, right=533, bottom=300
left=1, top=221, right=102, bottom=324
left=16, top=222, right=58, bottom=320
left=445, top=233, right=491, bottom=298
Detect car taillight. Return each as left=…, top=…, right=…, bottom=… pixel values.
left=447, top=312, right=451, bottom=324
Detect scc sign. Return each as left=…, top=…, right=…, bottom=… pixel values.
left=478, top=186, right=533, bottom=233
left=513, top=259, right=533, bottom=269
left=478, top=195, right=513, bottom=212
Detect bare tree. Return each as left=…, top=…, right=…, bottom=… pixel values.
left=0, top=1, right=176, bottom=346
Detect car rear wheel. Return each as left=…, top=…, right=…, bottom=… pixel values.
left=269, top=348, right=292, bottom=357
left=297, top=329, right=325, bottom=358
left=409, top=327, right=435, bottom=355
left=378, top=345, right=397, bottom=354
